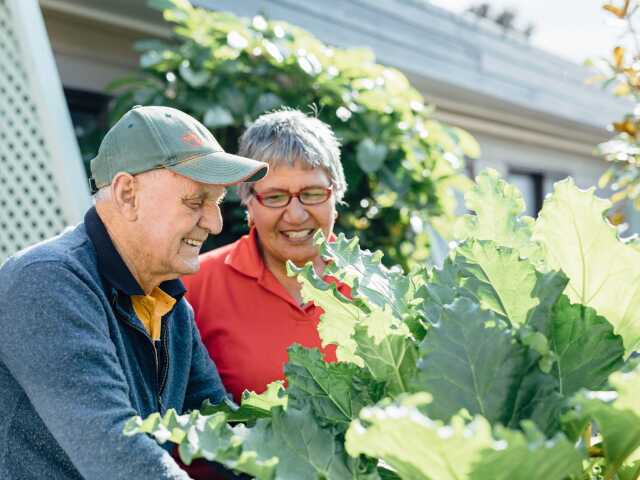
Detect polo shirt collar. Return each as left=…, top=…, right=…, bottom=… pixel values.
left=225, top=227, right=264, bottom=280
left=84, top=206, right=186, bottom=298
left=225, top=227, right=337, bottom=280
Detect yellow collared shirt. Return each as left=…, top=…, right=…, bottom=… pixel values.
left=131, top=287, right=176, bottom=341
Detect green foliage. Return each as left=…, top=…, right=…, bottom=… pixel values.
left=533, top=178, right=640, bottom=356
left=416, top=296, right=563, bottom=435
left=106, top=0, right=478, bottom=268
left=593, top=2, right=640, bottom=218
left=124, top=170, right=640, bottom=479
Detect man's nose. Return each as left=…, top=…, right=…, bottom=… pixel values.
left=199, top=203, right=223, bottom=235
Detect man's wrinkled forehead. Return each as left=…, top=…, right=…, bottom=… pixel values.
left=181, top=178, right=227, bottom=201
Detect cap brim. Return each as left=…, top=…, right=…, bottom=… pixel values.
left=167, top=151, right=268, bottom=186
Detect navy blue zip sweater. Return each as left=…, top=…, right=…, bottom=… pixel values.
left=0, top=207, right=227, bottom=479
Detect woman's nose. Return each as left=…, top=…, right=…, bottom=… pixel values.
left=283, top=197, right=309, bottom=223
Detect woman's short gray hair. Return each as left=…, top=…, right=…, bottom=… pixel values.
left=237, top=108, right=347, bottom=204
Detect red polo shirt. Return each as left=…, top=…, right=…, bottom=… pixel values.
left=182, top=228, right=341, bottom=403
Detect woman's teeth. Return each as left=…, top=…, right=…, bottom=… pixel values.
left=283, top=229, right=313, bottom=239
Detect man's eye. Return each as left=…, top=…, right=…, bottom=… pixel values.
left=187, top=200, right=204, bottom=209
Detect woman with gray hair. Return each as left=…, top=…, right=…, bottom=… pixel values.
left=182, top=108, right=348, bottom=403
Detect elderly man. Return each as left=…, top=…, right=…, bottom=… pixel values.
left=0, top=105, right=267, bottom=479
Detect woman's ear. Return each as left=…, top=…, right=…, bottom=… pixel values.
left=110, top=172, right=139, bottom=221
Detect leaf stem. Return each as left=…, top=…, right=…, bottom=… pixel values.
left=582, top=423, right=593, bottom=450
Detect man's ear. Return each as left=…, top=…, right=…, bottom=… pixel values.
left=110, top=172, right=138, bottom=221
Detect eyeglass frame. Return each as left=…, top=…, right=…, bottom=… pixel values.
left=250, top=186, right=333, bottom=208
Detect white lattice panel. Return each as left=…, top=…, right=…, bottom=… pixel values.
left=0, top=0, right=90, bottom=262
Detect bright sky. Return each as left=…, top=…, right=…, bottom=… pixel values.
left=430, top=0, right=630, bottom=65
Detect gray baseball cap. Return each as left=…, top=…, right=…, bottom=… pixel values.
left=89, top=105, right=268, bottom=192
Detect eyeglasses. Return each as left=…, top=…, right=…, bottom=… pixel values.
left=251, top=186, right=333, bottom=208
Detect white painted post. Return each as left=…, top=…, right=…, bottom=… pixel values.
left=8, top=0, right=90, bottom=223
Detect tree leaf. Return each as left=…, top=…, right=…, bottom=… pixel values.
left=179, top=59, right=211, bottom=87
left=356, top=138, right=388, bottom=173
left=563, top=365, right=640, bottom=478
left=566, top=395, right=640, bottom=479
left=533, top=178, right=640, bottom=355
left=203, top=106, right=234, bottom=129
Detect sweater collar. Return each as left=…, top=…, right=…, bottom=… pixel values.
left=84, top=206, right=186, bottom=298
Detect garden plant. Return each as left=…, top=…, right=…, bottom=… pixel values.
left=106, top=0, right=478, bottom=269
left=125, top=170, right=640, bottom=480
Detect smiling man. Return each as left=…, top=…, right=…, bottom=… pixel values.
left=0, top=105, right=267, bottom=479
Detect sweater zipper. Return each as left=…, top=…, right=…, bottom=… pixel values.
left=152, top=341, right=164, bottom=413
left=114, top=295, right=166, bottom=413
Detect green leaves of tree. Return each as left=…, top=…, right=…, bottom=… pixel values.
left=109, top=0, right=476, bottom=269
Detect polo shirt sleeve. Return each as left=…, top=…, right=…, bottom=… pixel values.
left=0, top=261, right=191, bottom=480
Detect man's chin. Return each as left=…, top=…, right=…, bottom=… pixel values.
left=177, top=257, right=200, bottom=275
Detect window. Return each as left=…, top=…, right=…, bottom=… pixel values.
left=507, top=169, right=564, bottom=217
left=64, top=88, right=110, bottom=178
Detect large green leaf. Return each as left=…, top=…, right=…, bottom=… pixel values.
left=533, top=178, right=640, bottom=355
left=345, top=394, right=494, bottom=480
left=353, top=323, right=418, bottom=396
left=547, top=296, right=624, bottom=396
left=284, top=345, right=379, bottom=433
left=347, top=396, right=582, bottom=480
left=454, top=169, right=544, bottom=265
left=454, top=240, right=567, bottom=328
left=417, top=297, right=562, bottom=434
left=469, top=421, right=583, bottom=480
left=201, top=380, right=288, bottom=423
left=289, top=262, right=367, bottom=365
left=566, top=395, right=640, bottom=479
left=241, top=406, right=375, bottom=480
left=290, top=259, right=416, bottom=386
left=563, top=366, right=640, bottom=478
left=316, top=232, right=417, bottom=322
left=123, top=410, right=278, bottom=478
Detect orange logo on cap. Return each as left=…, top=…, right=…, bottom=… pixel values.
left=181, top=132, right=204, bottom=147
